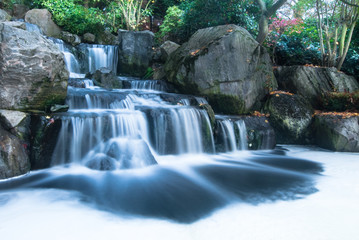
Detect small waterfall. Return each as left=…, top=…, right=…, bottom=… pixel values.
left=215, top=116, right=248, bottom=152
left=86, top=44, right=118, bottom=75
left=130, top=80, right=166, bottom=91
left=49, top=39, right=118, bottom=77
left=52, top=111, right=150, bottom=166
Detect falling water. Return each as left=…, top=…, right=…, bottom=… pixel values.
left=0, top=38, right=325, bottom=227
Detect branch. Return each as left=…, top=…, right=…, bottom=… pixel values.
left=339, top=0, right=359, bottom=8
left=268, top=0, right=288, bottom=16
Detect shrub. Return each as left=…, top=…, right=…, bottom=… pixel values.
left=157, top=5, right=184, bottom=42
left=34, top=0, right=105, bottom=35
left=319, top=91, right=359, bottom=112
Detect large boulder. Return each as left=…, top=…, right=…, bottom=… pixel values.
left=263, top=92, right=314, bottom=144
left=24, top=9, right=61, bottom=38
left=165, top=24, right=277, bottom=114
left=0, top=116, right=30, bottom=179
left=274, top=66, right=359, bottom=107
left=314, top=114, right=359, bottom=152
left=0, top=22, right=68, bottom=112
left=117, top=29, right=154, bottom=77
left=0, top=9, right=11, bottom=22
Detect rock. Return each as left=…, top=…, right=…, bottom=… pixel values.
left=118, top=29, right=154, bottom=77
left=152, top=64, right=166, bottom=80
left=0, top=9, right=11, bottom=22
left=0, top=23, right=68, bottom=112
left=60, top=31, right=81, bottom=46
left=263, top=92, right=314, bottom=144
left=30, top=115, right=62, bottom=169
left=243, top=116, right=276, bottom=150
left=12, top=4, right=29, bottom=19
left=314, top=115, right=359, bottom=152
left=0, top=110, right=27, bottom=129
left=2, top=21, right=26, bottom=30
left=25, top=9, right=61, bottom=38
left=0, top=109, right=30, bottom=147
left=0, top=123, right=30, bottom=179
left=97, top=30, right=119, bottom=45
left=83, top=32, right=96, bottom=43
left=160, top=41, right=180, bottom=62
left=88, top=67, right=122, bottom=89
left=274, top=66, right=359, bottom=107
left=165, top=24, right=277, bottom=114
left=50, top=104, right=69, bottom=113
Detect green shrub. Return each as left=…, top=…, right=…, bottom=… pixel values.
left=157, top=0, right=259, bottom=44
left=320, top=91, right=359, bottom=112
left=34, top=0, right=105, bottom=35
left=157, top=5, right=184, bottom=42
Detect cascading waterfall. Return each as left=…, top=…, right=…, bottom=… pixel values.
left=0, top=36, right=324, bottom=226
left=50, top=40, right=219, bottom=168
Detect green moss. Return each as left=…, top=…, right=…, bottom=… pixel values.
left=206, top=93, right=246, bottom=115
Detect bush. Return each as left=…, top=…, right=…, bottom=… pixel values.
left=34, top=0, right=105, bottom=35
left=319, top=91, right=359, bottom=112
left=157, top=5, right=184, bottom=42
left=157, top=0, right=259, bottom=43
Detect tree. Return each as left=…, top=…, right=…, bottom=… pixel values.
left=255, top=0, right=288, bottom=45
left=316, top=0, right=359, bottom=70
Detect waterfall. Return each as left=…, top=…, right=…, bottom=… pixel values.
left=215, top=116, right=248, bottom=152
left=50, top=39, right=118, bottom=77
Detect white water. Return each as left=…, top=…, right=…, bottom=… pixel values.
left=0, top=146, right=358, bottom=240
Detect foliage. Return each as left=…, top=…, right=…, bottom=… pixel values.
left=315, top=0, right=359, bottom=70
left=266, top=16, right=304, bottom=63
left=33, top=0, right=106, bottom=35
left=152, top=0, right=182, bottom=18
left=157, top=5, right=184, bottom=41
left=319, top=91, right=359, bottom=112
left=116, top=0, right=153, bottom=31
left=157, top=0, right=259, bottom=43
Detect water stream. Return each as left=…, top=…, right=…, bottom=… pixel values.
left=0, top=39, right=327, bottom=226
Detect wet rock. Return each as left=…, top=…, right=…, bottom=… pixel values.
left=0, top=119, right=30, bottom=179
left=0, top=9, right=11, bottom=22
left=165, top=24, right=277, bottom=114
left=314, top=115, right=359, bottom=152
left=24, top=9, right=61, bottom=38
left=83, top=32, right=96, bottom=43
left=85, top=154, right=116, bottom=171
left=264, top=93, right=313, bottom=144
left=50, top=104, right=69, bottom=113
left=243, top=116, right=276, bottom=150
left=0, top=22, right=68, bottom=112
left=60, top=31, right=81, bottom=46
left=274, top=66, right=359, bottom=108
left=30, top=115, right=62, bottom=169
left=87, top=67, right=122, bottom=89
left=117, top=29, right=154, bottom=77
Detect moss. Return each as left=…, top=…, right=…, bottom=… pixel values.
left=206, top=93, right=246, bottom=115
